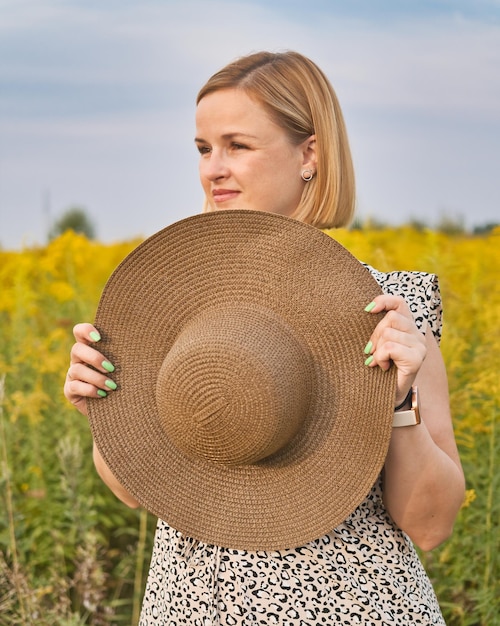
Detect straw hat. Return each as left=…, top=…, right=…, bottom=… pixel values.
left=87, top=210, right=396, bottom=550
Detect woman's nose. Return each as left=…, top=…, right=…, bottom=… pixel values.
left=201, top=149, right=230, bottom=181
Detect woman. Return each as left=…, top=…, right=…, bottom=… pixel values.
left=65, top=51, right=465, bottom=624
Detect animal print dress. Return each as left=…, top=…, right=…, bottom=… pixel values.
left=139, top=267, right=446, bottom=625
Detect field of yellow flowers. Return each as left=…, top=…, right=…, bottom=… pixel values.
left=0, top=226, right=499, bottom=625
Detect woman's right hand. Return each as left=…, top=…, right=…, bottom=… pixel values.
left=64, top=323, right=117, bottom=416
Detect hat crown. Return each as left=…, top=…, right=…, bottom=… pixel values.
left=156, top=304, right=314, bottom=466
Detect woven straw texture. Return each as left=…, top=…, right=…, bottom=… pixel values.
left=87, top=210, right=397, bottom=550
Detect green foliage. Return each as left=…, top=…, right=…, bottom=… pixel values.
left=0, top=233, right=151, bottom=624
left=0, top=374, right=154, bottom=625
left=473, top=222, right=499, bottom=235
left=435, top=212, right=466, bottom=236
left=0, top=228, right=499, bottom=624
left=49, top=207, right=96, bottom=241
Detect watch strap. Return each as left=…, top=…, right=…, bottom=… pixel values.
left=392, top=386, right=421, bottom=427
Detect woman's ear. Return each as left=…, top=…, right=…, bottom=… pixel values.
left=302, top=134, right=317, bottom=172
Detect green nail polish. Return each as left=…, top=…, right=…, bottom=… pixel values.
left=89, top=331, right=101, bottom=342
left=364, top=340, right=373, bottom=355
left=105, top=379, right=117, bottom=390
left=97, top=389, right=107, bottom=398
left=364, top=301, right=376, bottom=312
left=364, top=355, right=374, bottom=366
left=102, top=360, right=115, bottom=373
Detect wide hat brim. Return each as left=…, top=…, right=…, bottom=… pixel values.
left=88, top=210, right=396, bottom=550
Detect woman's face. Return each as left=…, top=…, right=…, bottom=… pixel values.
left=195, top=88, right=315, bottom=217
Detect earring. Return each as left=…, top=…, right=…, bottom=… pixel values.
left=301, top=169, right=314, bottom=182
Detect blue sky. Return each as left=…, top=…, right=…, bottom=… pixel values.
left=1, top=0, right=499, bottom=248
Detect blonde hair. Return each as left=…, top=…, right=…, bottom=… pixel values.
left=196, top=51, right=355, bottom=228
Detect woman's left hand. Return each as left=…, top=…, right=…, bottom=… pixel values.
left=364, top=294, right=427, bottom=406
left=365, top=294, right=465, bottom=551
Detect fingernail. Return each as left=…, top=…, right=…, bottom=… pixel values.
left=97, top=389, right=107, bottom=398
left=364, top=301, right=376, bottom=312
left=363, top=340, right=373, bottom=355
left=105, top=379, right=117, bottom=391
left=364, top=355, right=374, bottom=366
left=90, top=331, right=101, bottom=342
left=102, top=360, right=115, bottom=373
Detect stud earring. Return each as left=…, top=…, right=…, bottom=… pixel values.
left=301, top=170, right=314, bottom=182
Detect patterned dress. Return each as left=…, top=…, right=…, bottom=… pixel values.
left=139, top=267, right=446, bottom=625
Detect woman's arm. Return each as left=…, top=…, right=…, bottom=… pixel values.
left=93, top=442, right=140, bottom=508
left=64, top=323, right=141, bottom=508
left=382, top=327, right=465, bottom=551
left=365, top=296, right=465, bottom=551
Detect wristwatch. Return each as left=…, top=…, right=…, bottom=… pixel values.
left=392, top=386, right=421, bottom=427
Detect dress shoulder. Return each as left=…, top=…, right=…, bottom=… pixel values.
left=364, top=264, right=443, bottom=344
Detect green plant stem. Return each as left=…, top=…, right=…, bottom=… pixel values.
left=0, top=375, right=31, bottom=625
left=482, top=398, right=497, bottom=623
left=132, top=509, right=149, bottom=625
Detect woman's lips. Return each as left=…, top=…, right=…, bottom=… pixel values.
left=212, top=189, right=240, bottom=203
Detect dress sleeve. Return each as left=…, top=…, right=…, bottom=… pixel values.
left=364, top=265, right=443, bottom=345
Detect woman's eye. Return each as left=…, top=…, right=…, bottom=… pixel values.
left=197, top=145, right=211, bottom=155
left=231, top=142, right=248, bottom=150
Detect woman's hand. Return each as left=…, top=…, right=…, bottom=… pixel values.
left=64, top=323, right=117, bottom=416
left=64, top=324, right=139, bottom=508
left=364, top=294, right=427, bottom=407
left=365, top=294, right=465, bottom=550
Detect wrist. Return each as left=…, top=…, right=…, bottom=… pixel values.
left=392, top=386, right=421, bottom=428
left=395, top=387, right=413, bottom=411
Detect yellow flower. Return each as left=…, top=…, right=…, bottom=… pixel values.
left=461, top=489, right=477, bottom=509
